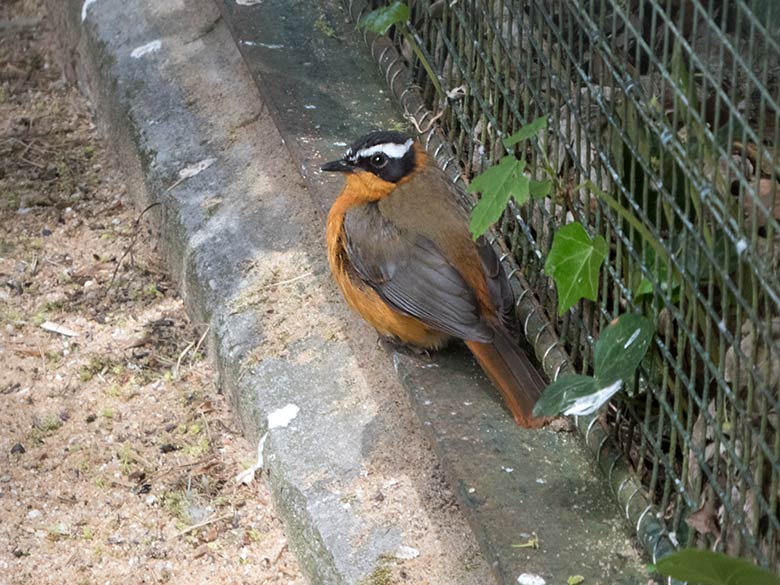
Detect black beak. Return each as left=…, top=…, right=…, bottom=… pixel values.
left=321, top=159, right=353, bottom=173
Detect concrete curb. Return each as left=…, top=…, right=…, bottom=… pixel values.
left=46, top=1, right=496, bottom=583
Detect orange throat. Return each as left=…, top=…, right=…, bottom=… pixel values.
left=325, top=151, right=446, bottom=349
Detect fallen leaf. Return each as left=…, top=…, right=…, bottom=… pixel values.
left=685, top=498, right=720, bottom=536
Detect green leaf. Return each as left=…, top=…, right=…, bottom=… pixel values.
left=467, top=156, right=528, bottom=239
left=502, top=116, right=548, bottom=148
left=533, top=375, right=595, bottom=417
left=593, top=314, right=654, bottom=387
left=544, top=222, right=607, bottom=315
left=656, top=549, right=780, bottom=585
left=529, top=179, right=551, bottom=199
left=534, top=314, right=654, bottom=417
left=634, top=262, right=678, bottom=299
left=358, top=1, right=410, bottom=34
left=634, top=276, right=654, bottom=297
left=634, top=230, right=737, bottom=299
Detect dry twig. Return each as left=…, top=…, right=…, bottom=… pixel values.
left=169, top=512, right=232, bottom=540
left=105, top=202, right=161, bottom=295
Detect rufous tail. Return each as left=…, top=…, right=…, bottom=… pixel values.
left=465, top=327, right=549, bottom=429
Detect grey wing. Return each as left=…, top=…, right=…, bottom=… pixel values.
left=475, top=236, right=519, bottom=338
left=343, top=205, right=493, bottom=343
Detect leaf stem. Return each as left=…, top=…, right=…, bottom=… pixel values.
left=401, top=24, right=444, bottom=99
left=582, top=180, right=668, bottom=269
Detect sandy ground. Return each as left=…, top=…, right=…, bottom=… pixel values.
left=0, top=1, right=304, bottom=583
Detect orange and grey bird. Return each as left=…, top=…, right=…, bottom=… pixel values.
left=321, top=131, right=548, bottom=428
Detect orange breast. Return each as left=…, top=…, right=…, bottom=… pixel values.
left=325, top=176, right=449, bottom=349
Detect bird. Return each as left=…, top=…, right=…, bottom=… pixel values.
left=321, top=130, right=548, bottom=428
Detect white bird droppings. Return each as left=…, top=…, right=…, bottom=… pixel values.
left=240, top=40, right=284, bottom=49
left=268, top=404, right=300, bottom=429
left=130, top=40, right=162, bottom=59
left=623, top=327, right=641, bottom=349
left=235, top=404, right=300, bottom=484
left=235, top=432, right=269, bottom=485
left=395, top=545, right=420, bottom=560
left=562, top=379, right=623, bottom=416
left=178, top=157, right=216, bottom=180
left=81, top=0, right=97, bottom=21
left=517, top=574, right=546, bottom=585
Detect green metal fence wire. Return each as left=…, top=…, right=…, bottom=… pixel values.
left=347, top=0, right=780, bottom=572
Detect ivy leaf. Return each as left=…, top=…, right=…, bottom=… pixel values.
left=593, top=314, right=654, bottom=387
left=358, top=1, right=409, bottom=34
left=529, top=179, right=551, bottom=199
left=533, top=374, right=601, bottom=417
left=467, top=156, right=528, bottom=239
left=634, top=276, right=654, bottom=297
left=656, top=549, right=780, bottom=585
left=634, top=244, right=679, bottom=298
left=503, top=116, right=548, bottom=148
left=533, top=314, right=654, bottom=417
left=544, top=222, right=607, bottom=315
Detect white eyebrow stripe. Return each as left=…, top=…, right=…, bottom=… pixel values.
left=356, top=139, right=413, bottom=160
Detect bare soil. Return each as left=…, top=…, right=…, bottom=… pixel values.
left=0, top=1, right=303, bottom=583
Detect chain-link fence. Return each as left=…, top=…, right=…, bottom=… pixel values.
left=351, top=0, right=780, bottom=571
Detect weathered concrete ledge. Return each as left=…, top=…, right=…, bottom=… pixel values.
left=47, top=0, right=648, bottom=582
left=46, top=1, right=496, bottom=583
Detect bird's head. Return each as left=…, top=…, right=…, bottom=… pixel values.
left=321, top=131, right=421, bottom=187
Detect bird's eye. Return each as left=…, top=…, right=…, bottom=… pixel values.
left=370, top=153, right=387, bottom=168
